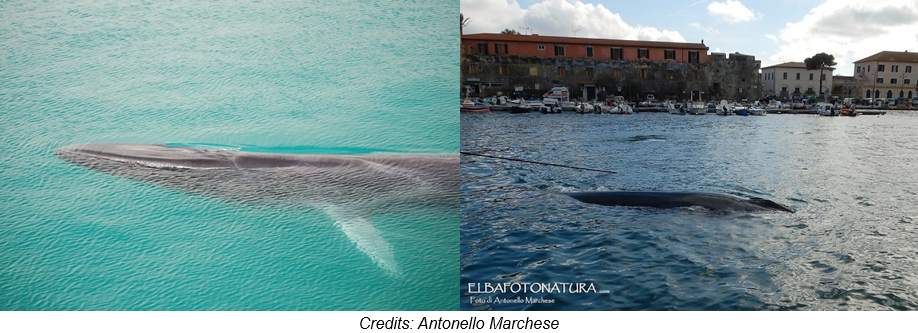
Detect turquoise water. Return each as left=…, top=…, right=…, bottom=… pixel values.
left=0, top=0, right=457, bottom=310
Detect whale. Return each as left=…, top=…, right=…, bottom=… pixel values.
left=55, top=143, right=459, bottom=275
left=568, top=191, right=794, bottom=213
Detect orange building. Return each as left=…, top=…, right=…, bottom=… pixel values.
left=461, top=33, right=711, bottom=64
left=460, top=33, right=761, bottom=102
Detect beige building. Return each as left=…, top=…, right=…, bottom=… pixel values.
left=853, top=51, right=918, bottom=100
left=761, top=62, right=833, bottom=98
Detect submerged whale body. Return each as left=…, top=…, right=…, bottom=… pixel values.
left=568, top=191, right=794, bottom=213
left=55, top=143, right=459, bottom=275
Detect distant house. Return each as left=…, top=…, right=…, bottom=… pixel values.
left=853, top=51, right=918, bottom=100
left=760, top=62, right=833, bottom=99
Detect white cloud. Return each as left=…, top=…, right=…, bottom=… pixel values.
left=707, top=0, right=760, bottom=23
left=689, top=22, right=720, bottom=35
left=460, top=0, right=686, bottom=42
left=769, top=0, right=918, bottom=75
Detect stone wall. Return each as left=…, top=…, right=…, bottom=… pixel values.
left=462, top=52, right=762, bottom=102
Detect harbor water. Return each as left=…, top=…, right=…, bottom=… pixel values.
left=461, top=111, right=918, bottom=310
left=0, top=0, right=457, bottom=310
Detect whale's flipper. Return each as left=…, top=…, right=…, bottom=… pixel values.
left=326, top=208, right=400, bottom=276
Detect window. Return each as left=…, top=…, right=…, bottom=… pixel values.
left=688, top=51, right=699, bottom=63
left=868, top=65, right=871, bottom=72
left=641, top=69, right=648, bottom=78
left=866, top=89, right=871, bottom=98
left=906, top=79, right=912, bottom=85
left=794, top=87, right=801, bottom=94
left=667, top=69, right=674, bottom=79
left=796, top=73, right=800, bottom=80
left=809, top=73, right=814, bottom=80
left=499, top=65, right=508, bottom=75
left=878, top=64, right=885, bottom=72
left=638, top=48, right=649, bottom=59
left=494, top=43, right=508, bottom=55
left=538, top=44, right=545, bottom=51
left=857, top=66, right=861, bottom=73
left=469, top=64, right=480, bottom=74
left=877, top=78, right=884, bottom=83
left=558, top=67, right=565, bottom=76
left=586, top=46, right=594, bottom=58
left=907, top=65, right=913, bottom=73
left=900, top=91, right=905, bottom=98
left=664, top=50, right=675, bottom=60
left=554, top=45, right=566, bottom=57
left=887, top=90, right=893, bottom=98
left=529, top=66, right=538, bottom=76
left=875, top=90, right=880, bottom=98
left=783, top=72, right=787, bottom=79
left=610, top=47, right=622, bottom=60
left=892, top=65, right=899, bottom=73
left=891, top=78, right=898, bottom=84
left=477, top=42, right=488, bottom=55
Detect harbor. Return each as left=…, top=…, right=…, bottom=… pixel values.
left=461, top=110, right=918, bottom=310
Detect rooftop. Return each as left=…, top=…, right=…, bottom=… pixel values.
left=761, top=61, right=835, bottom=71
left=854, top=51, right=918, bottom=63
left=761, top=62, right=807, bottom=69
left=461, top=33, right=709, bottom=50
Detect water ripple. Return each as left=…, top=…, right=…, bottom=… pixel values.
left=462, top=111, right=918, bottom=310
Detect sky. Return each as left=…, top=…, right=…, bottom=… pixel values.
left=460, top=0, right=918, bottom=75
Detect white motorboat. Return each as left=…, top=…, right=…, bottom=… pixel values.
left=748, top=107, right=765, bottom=116
left=665, top=101, right=684, bottom=115
left=686, top=103, right=708, bottom=115
left=540, top=98, right=563, bottom=113
left=574, top=102, right=595, bottom=114
left=618, top=104, right=634, bottom=114
left=765, top=100, right=783, bottom=113
left=508, top=98, right=542, bottom=113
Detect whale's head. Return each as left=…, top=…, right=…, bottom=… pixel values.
left=54, top=143, right=306, bottom=170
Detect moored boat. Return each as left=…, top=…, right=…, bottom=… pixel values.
left=574, top=102, right=595, bottom=114
left=509, top=98, right=542, bottom=113
left=540, top=98, right=563, bottom=113
left=665, top=101, right=683, bottom=115
left=686, top=103, right=708, bottom=115
left=460, top=100, right=490, bottom=113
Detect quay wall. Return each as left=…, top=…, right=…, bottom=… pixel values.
left=462, top=52, right=762, bottom=102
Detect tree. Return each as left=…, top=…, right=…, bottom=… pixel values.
left=804, top=53, right=836, bottom=98
left=460, top=13, right=470, bottom=35
left=500, top=29, right=521, bottom=35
